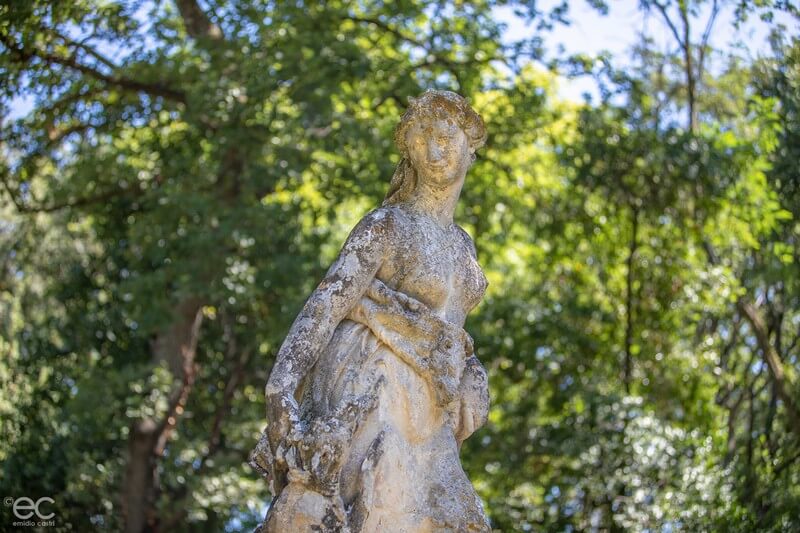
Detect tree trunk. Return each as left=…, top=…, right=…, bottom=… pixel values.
left=738, top=298, right=800, bottom=439
left=679, top=5, right=698, bottom=132
left=623, top=206, right=639, bottom=394
left=122, top=298, right=204, bottom=533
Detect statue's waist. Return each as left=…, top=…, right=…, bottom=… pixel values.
left=345, top=278, right=473, bottom=370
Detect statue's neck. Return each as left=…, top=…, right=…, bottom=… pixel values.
left=406, top=175, right=465, bottom=227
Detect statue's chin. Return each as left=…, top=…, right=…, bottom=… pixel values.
left=419, top=169, right=461, bottom=188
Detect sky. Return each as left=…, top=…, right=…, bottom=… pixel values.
left=5, top=0, right=799, bottom=120
left=498, top=0, right=799, bottom=101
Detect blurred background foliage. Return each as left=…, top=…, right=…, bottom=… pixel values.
left=1, top=0, right=799, bottom=531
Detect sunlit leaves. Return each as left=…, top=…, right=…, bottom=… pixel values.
left=2, top=1, right=799, bottom=531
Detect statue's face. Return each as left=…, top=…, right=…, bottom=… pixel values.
left=404, top=116, right=471, bottom=188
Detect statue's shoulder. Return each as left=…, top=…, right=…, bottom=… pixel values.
left=354, top=205, right=412, bottom=237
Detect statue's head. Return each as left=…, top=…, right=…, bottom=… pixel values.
left=384, top=90, right=486, bottom=205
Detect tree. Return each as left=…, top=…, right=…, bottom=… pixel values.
left=1, top=1, right=550, bottom=530
left=2, top=0, right=798, bottom=531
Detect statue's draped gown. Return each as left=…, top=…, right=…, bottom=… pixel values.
left=297, top=206, right=491, bottom=532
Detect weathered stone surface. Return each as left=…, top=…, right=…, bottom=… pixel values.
left=251, top=90, right=492, bottom=532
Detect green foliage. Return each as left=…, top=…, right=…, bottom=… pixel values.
left=1, top=1, right=799, bottom=532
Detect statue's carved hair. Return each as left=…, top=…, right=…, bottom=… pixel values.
left=383, top=90, right=486, bottom=206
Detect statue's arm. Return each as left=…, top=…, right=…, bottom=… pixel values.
left=454, top=226, right=490, bottom=443
left=265, top=209, right=392, bottom=448
left=455, top=355, right=490, bottom=443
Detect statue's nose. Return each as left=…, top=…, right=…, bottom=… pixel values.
left=428, top=141, right=444, bottom=163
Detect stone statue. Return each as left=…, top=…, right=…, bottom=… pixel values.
left=251, top=90, right=492, bottom=532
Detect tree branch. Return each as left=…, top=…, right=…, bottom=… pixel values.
left=738, top=298, right=800, bottom=439
left=651, top=1, right=687, bottom=54
left=175, top=0, right=224, bottom=40
left=153, top=301, right=205, bottom=455
left=623, top=205, right=639, bottom=394
left=774, top=447, right=800, bottom=476
left=343, top=15, right=426, bottom=49
left=0, top=34, right=186, bottom=103
left=787, top=326, right=800, bottom=359
left=697, top=0, right=720, bottom=83
left=204, top=314, right=252, bottom=461
left=676, top=1, right=697, bottom=131
left=1, top=171, right=143, bottom=214
left=37, top=86, right=105, bottom=122
left=51, top=28, right=118, bottom=70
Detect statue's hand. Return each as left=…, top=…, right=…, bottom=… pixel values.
left=296, top=377, right=385, bottom=496
left=249, top=428, right=274, bottom=480
left=454, top=356, right=489, bottom=443
left=296, top=416, right=350, bottom=496
left=254, top=394, right=306, bottom=495
left=429, top=330, right=473, bottom=406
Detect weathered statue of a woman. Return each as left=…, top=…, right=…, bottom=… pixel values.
left=251, top=90, right=492, bottom=532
